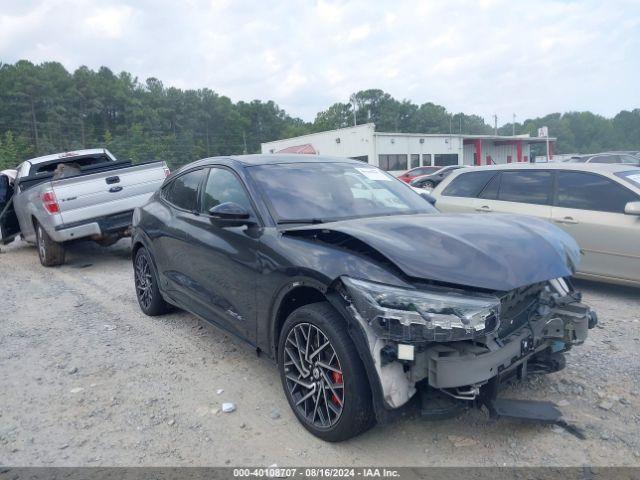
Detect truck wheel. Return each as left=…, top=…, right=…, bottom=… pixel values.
left=36, top=221, right=65, bottom=267
left=134, top=247, right=169, bottom=316
left=278, top=302, right=375, bottom=442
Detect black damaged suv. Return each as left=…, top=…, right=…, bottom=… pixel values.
left=131, top=155, right=595, bottom=441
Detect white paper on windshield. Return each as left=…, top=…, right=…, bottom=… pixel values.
left=356, top=167, right=392, bottom=181
left=626, top=173, right=640, bottom=186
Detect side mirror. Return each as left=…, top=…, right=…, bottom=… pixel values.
left=624, top=201, right=640, bottom=216
left=208, top=202, right=255, bottom=227
left=419, top=192, right=437, bottom=205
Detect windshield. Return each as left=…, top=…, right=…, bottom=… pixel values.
left=248, top=162, right=437, bottom=223
left=615, top=170, right=640, bottom=190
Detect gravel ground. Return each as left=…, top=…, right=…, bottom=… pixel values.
left=0, top=238, right=639, bottom=467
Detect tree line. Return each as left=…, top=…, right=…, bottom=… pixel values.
left=1, top=60, right=638, bottom=170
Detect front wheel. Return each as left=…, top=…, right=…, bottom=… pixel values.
left=35, top=221, right=65, bottom=267
left=422, top=180, right=435, bottom=189
left=278, top=302, right=375, bottom=442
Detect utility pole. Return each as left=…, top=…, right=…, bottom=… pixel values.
left=493, top=114, right=498, bottom=135
left=512, top=113, right=516, bottom=136
left=350, top=94, right=357, bottom=126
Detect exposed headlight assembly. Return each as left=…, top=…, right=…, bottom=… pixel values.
left=342, top=277, right=501, bottom=342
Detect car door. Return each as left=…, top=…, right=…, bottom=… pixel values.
left=433, top=170, right=497, bottom=213
left=153, top=168, right=207, bottom=306
left=551, top=171, right=640, bottom=282
left=177, top=166, right=261, bottom=342
left=0, top=174, right=20, bottom=244
left=472, top=170, right=553, bottom=220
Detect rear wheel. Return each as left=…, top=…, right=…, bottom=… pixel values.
left=278, top=302, right=375, bottom=442
left=134, top=247, right=169, bottom=316
left=35, top=221, right=65, bottom=267
left=422, top=180, right=435, bottom=189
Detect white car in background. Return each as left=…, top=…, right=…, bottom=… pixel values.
left=430, top=163, right=640, bottom=287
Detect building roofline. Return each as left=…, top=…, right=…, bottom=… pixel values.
left=261, top=123, right=375, bottom=146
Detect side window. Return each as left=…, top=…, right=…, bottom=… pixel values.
left=589, top=155, right=617, bottom=164
left=556, top=171, right=638, bottom=213
left=620, top=155, right=639, bottom=165
left=163, top=169, right=204, bottom=211
left=441, top=171, right=496, bottom=198
left=497, top=171, right=552, bottom=205
left=201, top=168, right=253, bottom=213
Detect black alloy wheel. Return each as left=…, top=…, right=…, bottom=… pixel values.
left=134, top=247, right=168, bottom=316
left=283, top=322, right=345, bottom=428
left=278, top=302, right=375, bottom=442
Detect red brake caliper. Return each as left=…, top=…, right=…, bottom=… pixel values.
left=331, top=371, right=343, bottom=405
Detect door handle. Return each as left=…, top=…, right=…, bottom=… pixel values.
left=106, top=176, right=120, bottom=184
left=109, top=186, right=123, bottom=193
left=475, top=205, right=492, bottom=212
left=555, top=216, right=578, bottom=225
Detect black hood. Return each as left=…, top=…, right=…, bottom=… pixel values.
left=284, top=213, right=581, bottom=292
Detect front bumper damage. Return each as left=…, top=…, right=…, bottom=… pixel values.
left=338, top=277, right=595, bottom=412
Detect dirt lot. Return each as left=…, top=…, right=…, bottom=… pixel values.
left=1, top=238, right=639, bottom=467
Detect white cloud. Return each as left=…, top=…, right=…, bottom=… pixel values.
left=0, top=0, right=638, bottom=125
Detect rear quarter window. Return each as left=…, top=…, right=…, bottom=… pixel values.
left=441, top=171, right=496, bottom=198
left=557, top=171, right=638, bottom=213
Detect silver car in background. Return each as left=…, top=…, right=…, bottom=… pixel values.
left=430, top=163, right=640, bottom=287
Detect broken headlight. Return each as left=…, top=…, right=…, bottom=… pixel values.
left=342, top=277, right=501, bottom=342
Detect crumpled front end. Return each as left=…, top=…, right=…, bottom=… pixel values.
left=337, top=276, right=595, bottom=409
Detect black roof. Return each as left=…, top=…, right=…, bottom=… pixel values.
left=227, top=154, right=362, bottom=166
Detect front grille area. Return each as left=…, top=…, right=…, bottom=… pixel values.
left=498, top=282, right=546, bottom=338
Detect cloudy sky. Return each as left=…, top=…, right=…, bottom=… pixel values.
left=1, top=0, right=639, bottom=124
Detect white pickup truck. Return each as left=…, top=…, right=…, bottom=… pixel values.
left=0, top=148, right=169, bottom=266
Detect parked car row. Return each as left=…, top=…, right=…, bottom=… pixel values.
left=1, top=151, right=614, bottom=442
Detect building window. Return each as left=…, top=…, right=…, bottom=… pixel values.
left=378, top=154, right=408, bottom=171
left=434, top=154, right=459, bottom=166
left=410, top=154, right=420, bottom=169
left=422, top=154, right=432, bottom=166
left=350, top=155, right=369, bottom=163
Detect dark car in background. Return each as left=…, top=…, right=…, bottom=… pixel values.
left=410, top=165, right=465, bottom=189
left=131, top=154, right=594, bottom=441
left=397, top=165, right=441, bottom=183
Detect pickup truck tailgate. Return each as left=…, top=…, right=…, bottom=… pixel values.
left=53, top=162, right=167, bottom=225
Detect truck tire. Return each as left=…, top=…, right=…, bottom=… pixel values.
left=278, top=302, right=375, bottom=442
left=35, top=221, right=65, bottom=267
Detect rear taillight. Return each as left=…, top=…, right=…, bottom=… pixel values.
left=42, top=190, right=60, bottom=214
left=163, top=167, right=171, bottom=177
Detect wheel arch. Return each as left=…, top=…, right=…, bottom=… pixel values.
left=270, top=280, right=328, bottom=359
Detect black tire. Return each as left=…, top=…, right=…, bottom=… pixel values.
left=134, top=246, right=169, bottom=316
left=423, top=180, right=435, bottom=189
left=35, top=221, right=65, bottom=267
left=278, top=302, right=375, bottom=442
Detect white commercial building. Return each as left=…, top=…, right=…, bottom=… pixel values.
left=261, top=123, right=556, bottom=175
